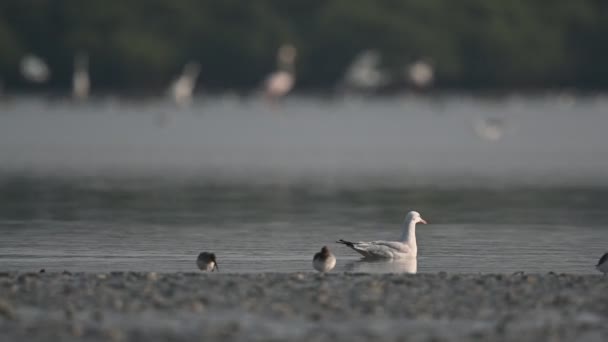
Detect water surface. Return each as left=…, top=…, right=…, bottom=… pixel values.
left=0, top=95, right=606, bottom=273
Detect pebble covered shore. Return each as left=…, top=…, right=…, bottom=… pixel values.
left=0, top=272, right=606, bottom=341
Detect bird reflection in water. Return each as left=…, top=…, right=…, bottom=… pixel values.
left=343, top=258, right=417, bottom=274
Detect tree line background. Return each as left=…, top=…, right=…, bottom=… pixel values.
left=0, top=0, right=607, bottom=92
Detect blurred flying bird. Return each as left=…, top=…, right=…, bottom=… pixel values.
left=341, top=50, right=389, bottom=92
left=20, top=54, right=50, bottom=83
left=473, top=117, right=505, bottom=141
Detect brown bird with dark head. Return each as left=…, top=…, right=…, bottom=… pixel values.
left=313, top=246, right=336, bottom=272
left=197, top=252, right=219, bottom=272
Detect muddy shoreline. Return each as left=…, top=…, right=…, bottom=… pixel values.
left=0, top=272, right=606, bottom=341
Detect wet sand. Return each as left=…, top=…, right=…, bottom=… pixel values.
left=0, top=272, right=606, bottom=341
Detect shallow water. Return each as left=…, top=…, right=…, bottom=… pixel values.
left=0, top=177, right=606, bottom=273
left=0, top=95, right=607, bottom=273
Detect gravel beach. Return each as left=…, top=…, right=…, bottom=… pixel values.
left=0, top=272, right=606, bottom=341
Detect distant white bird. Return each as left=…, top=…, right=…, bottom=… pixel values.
left=72, top=53, right=90, bottom=101
left=337, top=211, right=427, bottom=259
left=596, top=252, right=608, bottom=275
left=20, top=54, right=50, bottom=83
left=170, top=62, right=201, bottom=106
left=341, top=50, right=389, bottom=92
left=474, top=117, right=505, bottom=141
left=406, top=60, right=434, bottom=89
left=264, top=44, right=296, bottom=100
left=196, top=252, right=219, bottom=272
left=313, top=246, right=336, bottom=272
left=265, top=71, right=294, bottom=99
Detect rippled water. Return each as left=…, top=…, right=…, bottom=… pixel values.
left=0, top=95, right=607, bottom=273
left=1, top=177, right=606, bottom=274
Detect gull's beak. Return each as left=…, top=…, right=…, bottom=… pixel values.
left=419, top=218, right=427, bottom=224
left=213, top=262, right=219, bottom=272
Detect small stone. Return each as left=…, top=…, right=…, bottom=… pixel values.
left=317, top=293, right=330, bottom=304
left=271, top=302, right=294, bottom=316
left=113, top=299, right=124, bottom=310
left=0, top=299, right=16, bottom=320
left=71, top=323, right=84, bottom=337
left=106, top=328, right=125, bottom=342
left=64, top=307, right=75, bottom=320
left=92, top=310, right=104, bottom=321
left=309, top=312, right=322, bottom=321
left=191, top=301, right=205, bottom=312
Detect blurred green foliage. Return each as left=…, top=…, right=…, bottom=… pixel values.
left=0, top=0, right=606, bottom=91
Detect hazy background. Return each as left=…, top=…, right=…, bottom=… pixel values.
left=1, top=0, right=607, bottom=92
left=0, top=1, right=607, bottom=273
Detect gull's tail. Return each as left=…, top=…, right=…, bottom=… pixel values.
left=336, top=239, right=355, bottom=248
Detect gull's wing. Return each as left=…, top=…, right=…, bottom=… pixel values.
left=344, top=240, right=411, bottom=259
left=370, top=241, right=411, bottom=252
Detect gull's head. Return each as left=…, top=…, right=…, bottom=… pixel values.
left=406, top=211, right=427, bottom=224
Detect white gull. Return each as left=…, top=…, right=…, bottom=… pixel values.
left=337, top=211, right=427, bottom=259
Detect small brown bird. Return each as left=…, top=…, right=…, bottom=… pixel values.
left=196, top=252, right=219, bottom=272
left=313, top=246, right=336, bottom=272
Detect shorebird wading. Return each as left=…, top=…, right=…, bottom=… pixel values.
left=596, top=252, right=608, bottom=275
left=313, top=246, right=336, bottom=272
left=337, top=210, right=427, bottom=259
left=264, top=44, right=296, bottom=101
left=72, top=53, right=90, bottom=101
left=196, top=252, right=219, bottom=272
